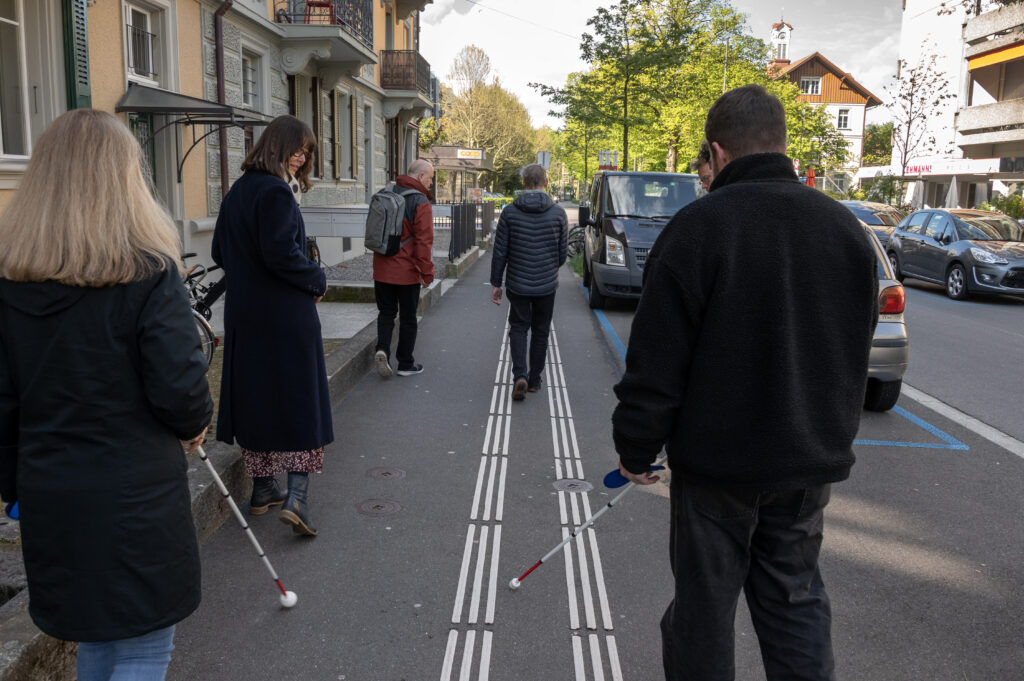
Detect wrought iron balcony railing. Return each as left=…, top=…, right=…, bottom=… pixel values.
left=380, top=50, right=431, bottom=95
left=126, top=23, right=157, bottom=79
left=273, top=0, right=373, bottom=50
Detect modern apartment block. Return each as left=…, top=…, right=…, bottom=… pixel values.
left=0, top=0, right=437, bottom=264
left=891, top=0, right=1023, bottom=208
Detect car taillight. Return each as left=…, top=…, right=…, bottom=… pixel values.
left=879, top=284, right=905, bottom=314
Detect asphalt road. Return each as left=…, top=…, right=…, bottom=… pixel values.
left=170, top=253, right=1024, bottom=681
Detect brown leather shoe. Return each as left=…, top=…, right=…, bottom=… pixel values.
left=512, top=378, right=528, bottom=401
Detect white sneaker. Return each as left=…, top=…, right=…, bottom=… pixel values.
left=375, top=350, right=393, bottom=377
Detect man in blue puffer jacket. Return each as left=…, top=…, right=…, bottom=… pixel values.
left=490, top=164, right=568, bottom=400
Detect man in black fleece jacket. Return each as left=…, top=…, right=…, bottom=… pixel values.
left=490, top=164, right=568, bottom=400
left=612, top=85, right=878, bottom=681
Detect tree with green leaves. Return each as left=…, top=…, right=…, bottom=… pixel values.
left=437, top=46, right=536, bottom=191
left=862, top=122, right=894, bottom=167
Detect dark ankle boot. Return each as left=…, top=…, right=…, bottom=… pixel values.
left=249, top=476, right=287, bottom=515
left=278, top=472, right=317, bottom=536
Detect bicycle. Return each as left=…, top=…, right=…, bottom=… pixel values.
left=567, top=224, right=585, bottom=258
left=182, top=253, right=224, bottom=367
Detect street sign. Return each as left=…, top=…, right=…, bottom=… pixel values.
left=537, top=151, right=551, bottom=169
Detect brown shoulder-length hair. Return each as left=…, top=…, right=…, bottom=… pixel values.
left=241, top=115, right=317, bottom=192
left=0, top=109, right=181, bottom=285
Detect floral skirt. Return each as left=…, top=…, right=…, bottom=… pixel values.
left=241, top=447, right=325, bottom=477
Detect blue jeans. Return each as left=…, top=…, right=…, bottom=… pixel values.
left=662, top=479, right=835, bottom=681
left=77, top=625, right=176, bottom=681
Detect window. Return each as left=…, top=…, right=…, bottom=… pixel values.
left=837, top=109, right=849, bottom=130
left=800, top=77, right=821, bottom=95
left=0, top=1, right=28, bottom=155
left=775, top=43, right=787, bottom=59
left=125, top=5, right=156, bottom=79
left=242, top=54, right=258, bottom=108
left=904, top=212, right=930, bottom=235
left=923, top=213, right=948, bottom=240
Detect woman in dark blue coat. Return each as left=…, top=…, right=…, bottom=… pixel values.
left=212, top=115, right=332, bottom=536
left=0, top=109, right=212, bottom=680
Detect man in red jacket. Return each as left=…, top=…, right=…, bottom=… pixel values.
left=373, top=159, right=435, bottom=377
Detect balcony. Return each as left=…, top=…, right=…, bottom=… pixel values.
left=381, top=50, right=431, bottom=95
left=273, top=0, right=376, bottom=80
left=956, top=98, right=1024, bottom=157
left=379, top=49, right=434, bottom=119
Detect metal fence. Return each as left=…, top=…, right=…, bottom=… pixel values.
left=434, top=202, right=499, bottom=262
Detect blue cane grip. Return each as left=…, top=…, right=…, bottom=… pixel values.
left=603, top=465, right=666, bottom=489
left=4, top=501, right=18, bottom=520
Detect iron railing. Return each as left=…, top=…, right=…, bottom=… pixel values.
left=274, top=0, right=373, bottom=49
left=439, top=202, right=497, bottom=262
left=126, top=23, right=157, bottom=78
left=380, top=50, right=431, bottom=95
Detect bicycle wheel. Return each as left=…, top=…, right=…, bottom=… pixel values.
left=192, top=311, right=216, bottom=368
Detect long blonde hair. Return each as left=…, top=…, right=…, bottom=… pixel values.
left=0, top=109, right=182, bottom=285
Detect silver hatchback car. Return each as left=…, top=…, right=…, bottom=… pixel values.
left=864, top=224, right=909, bottom=411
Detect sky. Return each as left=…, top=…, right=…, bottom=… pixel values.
left=418, top=0, right=903, bottom=129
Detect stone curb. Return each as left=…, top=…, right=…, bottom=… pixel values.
left=0, top=244, right=481, bottom=681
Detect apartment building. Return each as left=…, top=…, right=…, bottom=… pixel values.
left=0, top=0, right=436, bottom=264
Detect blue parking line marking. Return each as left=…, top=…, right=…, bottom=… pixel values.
left=581, top=282, right=971, bottom=452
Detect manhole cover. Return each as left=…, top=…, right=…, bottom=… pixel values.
left=366, top=467, right=406, bottom=480
left=355, top=499, right=402, bottom=516
left=552, top=479, right=593, bottom=493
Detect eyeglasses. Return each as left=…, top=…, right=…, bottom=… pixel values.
left=290, top=150, right=309, bottom=160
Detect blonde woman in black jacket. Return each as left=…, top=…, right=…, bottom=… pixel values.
left=0, top=110, right=212, bottom=680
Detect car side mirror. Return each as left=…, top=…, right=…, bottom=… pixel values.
left=578, top=206, right=591, bottom=227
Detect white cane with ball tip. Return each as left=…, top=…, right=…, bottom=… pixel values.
left=509, top=460, right=665, bottom=590
left=195, top=446, right=298, bottom=608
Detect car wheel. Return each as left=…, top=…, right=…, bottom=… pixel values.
left=945, top=263, right=969, bottom=300
left=864, top=378, right=901, bottom=412
left=588, top=273, right=606, bottom=309
left=887, top=252, right=905, bottom=283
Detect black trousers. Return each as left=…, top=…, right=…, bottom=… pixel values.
left=506, top=291, right=556, bottom=383
left=374, top=282, right=420, bottom=367
left=662, top=478, right=835, bottom=681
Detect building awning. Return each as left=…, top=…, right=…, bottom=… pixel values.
left=115, top=82, right=274, bottom=182
left=115, top=82, right=273, bottom=126
left=969, top=42, right=1024, bottom=71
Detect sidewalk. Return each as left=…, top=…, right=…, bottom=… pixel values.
left=0, top=234, right=486, bottom=681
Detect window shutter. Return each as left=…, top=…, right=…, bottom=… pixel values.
left=311, top=78, right=323, bottom=178
left=333, top=90, right=342, bottom=180
left=350, top=95, right=359, bottom=179
left=63, top=0, right=91, bottom=109
left=289, top=75, right=300, bottom=117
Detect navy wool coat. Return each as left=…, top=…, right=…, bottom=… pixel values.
left=0, top=265, right=212, bottom=641
left=212, top=170, right=333, bottom=452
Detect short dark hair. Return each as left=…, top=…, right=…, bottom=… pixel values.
left=241, top=115, right=317, bottom=192
left=521, top=164, right=547, bottom=189
left=704, top=85, right=787, bottom=160
left=690, top=140, right=711, bottom=172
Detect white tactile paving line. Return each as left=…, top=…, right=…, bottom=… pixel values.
left=546, top=326, right=624, bottom=681
left=440, top=321, right=623, bottom=681
left=441, top=323, right=513, bottom=681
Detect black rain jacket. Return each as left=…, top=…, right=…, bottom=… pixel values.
left=0, top=262, right=212, bottom=641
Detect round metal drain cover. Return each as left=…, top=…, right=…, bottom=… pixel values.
left=553, top=479, right=593, bottom=493
left=356, top=499, right=402, bottom=516
left=366, top=467, right=406, bottom=480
